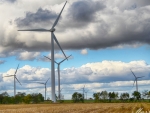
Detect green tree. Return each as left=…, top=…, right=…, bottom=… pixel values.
left=15, top=92, right=26, bottom=103
left=0, top=92, right=9, bottom=104
left=108, top=92, right=118, bottom=102
left=132, top=91, right=141, bottom=100
left=142, top=90, right=150, bottom=102
left=120, top=92, right=129, bottom=102
left=31, top=93, right=44, bottom=103
left=93, top=92, right=100, bottom=102
left=100, top=91, right=108, bottom=102
left=23, top=94, right=31, bottom=104
left=72, top=92, right=83, bottom=103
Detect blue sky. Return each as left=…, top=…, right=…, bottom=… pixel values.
left=0, top=0, right=150, bottom=99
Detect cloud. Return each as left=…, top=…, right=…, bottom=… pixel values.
left=68, top=0, right=105, bottom=23
left=60, top=60, right=150, bottom=84
left=38, top=52, right=72, bottom=62
left=0, top=60, right=6, bottom=64
left=105, top=0, right=150, bottom=10
left=16, top=51, right=40, bottom=61
left=2, top=65, right=50, bottom=83
left=3, top=60, right=149, bottom=86
left=1, top=60, right=150, bottom=97
left=16, top=8, right=57, bottom=28
left=81, top=49, right=88, bottom=55
left=0, top=0, right=149, bottom=57
left=0, top=0, right=16, bottom=3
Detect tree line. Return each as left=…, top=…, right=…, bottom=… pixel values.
left=72, top=90, right=150, bottom=103
left=0, top=92, right=44, bottom=104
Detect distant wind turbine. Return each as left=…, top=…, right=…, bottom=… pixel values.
left=82, top=85, right=85, bottom=100
left=35, top=78, right=50, bottom=100
left=130, top=69, right=144, bottom=92
left=85, top=90, right=88, bottom=100
left=18, top=1, right=68, bottom=102
left=44, top=55, right=71, bottom=100
left=3, top=64, right=22, bottom=97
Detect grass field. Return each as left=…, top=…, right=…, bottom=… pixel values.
left=0, top=103, right=149, bottom=113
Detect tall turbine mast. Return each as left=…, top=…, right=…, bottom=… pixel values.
left=35, top=78, right=50, bottom=100
left=44, top=55, right=71, bottom=100
left=82, top=85, right=85, bottom=101
left=18, top=1, right=67, bottom=102
left=3, top=64, right=22, bottom=97
left=130, top=69, right=144, bottom=92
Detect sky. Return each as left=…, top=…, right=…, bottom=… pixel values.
left=0, top=0, right=150, bottom=99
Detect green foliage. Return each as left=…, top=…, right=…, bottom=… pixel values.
left=23, top=94, right=31, bottom=104
left=100, top=91, right=108, bottom=101
left=93, top=92, right=100, bottom=102
left=0, top=92, right=9, bottom=104
left=142, top=90, right=150, bottom=100
left=15, top=92, right=26, bottom=103
left=31, top=93, right=44, bottom=104
left=120, top=92, right=130, bottom=102
left=108, top=92, right=118, bottom=102
left=93, top=91, right=119, bottom=103
left=72, top=92, right=84, bottom=103
left=132, top=91, right=141, bottom=100
left=0, top=92, right=44, bottom=104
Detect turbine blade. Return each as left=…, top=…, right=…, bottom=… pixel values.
left=51, top=1, right=67, bottom=29
left=133, top=79, right=136, bottom=86
left=18, top=29, right=49, bottom=32
left=3, top=75, right=14, bottom=77
left=44, top=55, right=58, bottom=64
left=15, top=77, right=22, bottom=86
left=36, top=82, right=45, bottom=85
left=45, top=78, right=50, bottom=84
left=44, top=55, right=51, bottom=60
left=59, top=55, right=72, bottom=64
left=25, top=87, right=43, bottom=89
left=137, top=76, right=145, bottom=79
left=130, top=69, right=136, bottom=78
left=15, top=64, right=19, bottom=75
left=52, top=32, right=68, bottom=60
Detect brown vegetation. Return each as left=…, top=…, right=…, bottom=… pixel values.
left=0, top=103, right=149, bottom=113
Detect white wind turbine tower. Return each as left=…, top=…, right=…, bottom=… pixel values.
left=18, top=1, right=68, bottom=102
left=130, top=69, right=144, bottom=92
left=81, top=85, right=85, bottom=100
left=85, top=90, right=88, bottom=100
left=36, top=78, right=50, bottom=100
left=44, top=55, right=71, bottom=100
left=3, top=64, right=22, bottom=97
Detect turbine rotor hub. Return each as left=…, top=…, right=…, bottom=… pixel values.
left=50, top=28, right=55, bottom=32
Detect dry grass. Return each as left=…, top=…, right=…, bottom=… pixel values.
left=0, top=103, right=149, bottom=113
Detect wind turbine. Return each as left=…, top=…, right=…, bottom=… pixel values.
left=44, top=55, right=71, bottom=100
left=18, top=1, right=68, bottom=102
left=35, top=78, right=50, bottom=100
left=3, top=64, right=22, bottom=97
left=130, top=69, right=144, bottom=92
left=85, top=90, right=88, bottom=100
left=81, top=85, right=85, bottom=100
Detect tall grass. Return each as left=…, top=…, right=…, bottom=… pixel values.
left=0, top=103, right=149, bottom=113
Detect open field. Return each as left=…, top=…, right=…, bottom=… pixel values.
left=0, top=103, right=150, bottom=113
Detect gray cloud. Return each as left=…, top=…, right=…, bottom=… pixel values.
left=16, top=51, right=40, bottom=61
left=0, top=0, right=150, bottom=57
left=61, top=5, right=150, bottom=50
left=0, top=0, right=16, bottom=3
left=68, top=0, right=105, bottom=22
left=1, top=61, right=150, bottom=97
left=16, top=8, right=57, bottom=28
left=0, top=60, right=6, bottom=65
left=6, top=0, right=16, bottom=2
